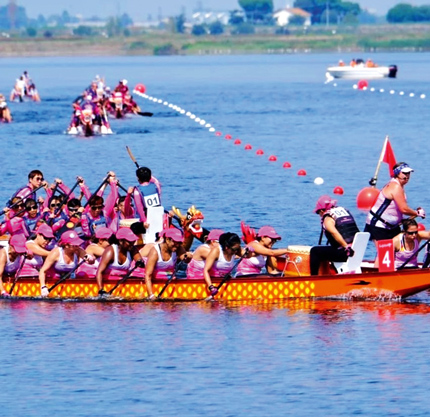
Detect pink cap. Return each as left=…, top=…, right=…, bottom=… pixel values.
left=36, top=224, right=54, bottom=239
left=10, top=234, right=27, bottom=254
left=164, top=228, right=184, bottom=243
left=116, top=227, right=138, bottom=242
left=61, top=230, right=84, bottom=246
left=95, top=227, right=113, bottom=239
left=257, top=226, right=281, bottom=240
left=207, top=229, right=224, bottom=242
left=314, top=195, right=337, bottom=213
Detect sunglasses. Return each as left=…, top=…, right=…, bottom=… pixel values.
left=15, top=203, right=25, bottom=208
left=406, top=231, right=418, bottom=235
left=42, top=236, right=53, bottom=241
left=50, top=203, right=62, bottom=208
left=91, top=205, right=104, bottom=210
left=27, top=205, right=38, bottom=210
left=68, top=207, right=79, bottom=212
left=34, top=177, right=44, bottom=181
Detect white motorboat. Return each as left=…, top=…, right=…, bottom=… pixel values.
left=326, top=60, right=398, bottom=80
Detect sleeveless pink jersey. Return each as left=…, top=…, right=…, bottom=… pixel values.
left=186, top=244, right=209, bottom=279
left=154, top=244, right=177, bottom=279
left=395, top=234, right=419, bottom=269
left=366, top=178, right=404, bottom=229
left=209, top=249, right=236, bottom=278
left=236, top=254, right=266, bottom=275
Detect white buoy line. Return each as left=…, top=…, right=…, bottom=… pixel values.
left=133, top=89, right=331, bottom=186
left=350, top=84, right=426, bottom=99
left=133, top=90, right=216, bottom=131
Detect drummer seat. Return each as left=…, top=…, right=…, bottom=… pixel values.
left=333, top=232, right=370, bottom=274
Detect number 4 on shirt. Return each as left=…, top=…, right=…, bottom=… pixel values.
left=377, top=239, right=395, bottom=272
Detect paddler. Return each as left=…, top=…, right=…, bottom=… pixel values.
left=364, top=162, right=425, bottom=242
left=8, top=170, right=48, bottom=205
left=0, top=234, right=27, bottom=297
left=133, top=166, right=162, bottom=223
left=310, top=195, right=359, bottom=275
left=393, top=219, right=430, bottom=269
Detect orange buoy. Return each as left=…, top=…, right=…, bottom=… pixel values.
left=215, top=131, right=222, bottom=136
left=333, top=186, right=344, bottom=195
left=297, top=169, right=307, bottom=176
left=268, top=155, right=277, bottom=161
left=134, top=84, right=146, bottom=94
left=244, top=144, right=252, bottom=150
left=225, top=134, right=232, bottom=140
left=256, top=149, right=264, bottom=155
left=234, top=139, right=241, bottom=145
left=356, top=186, right=379, bottom=211
left=357, top=80, right=368, bottom=90
left=283, top=162, right=292, bottom=168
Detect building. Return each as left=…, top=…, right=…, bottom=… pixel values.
left=273, top=7, right=312, bottom=27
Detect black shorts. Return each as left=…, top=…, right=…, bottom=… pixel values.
left=364, top=223, right=401, bottom=241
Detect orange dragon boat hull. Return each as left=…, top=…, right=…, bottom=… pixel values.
left=3, top=266, right=430, bottom=301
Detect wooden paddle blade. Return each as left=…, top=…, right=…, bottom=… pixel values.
left=137, top=112, right=153, bottom=117
left=126, top=146, right=139, bottom=168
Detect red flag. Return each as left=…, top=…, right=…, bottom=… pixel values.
left=383, top=140, right=397, bottom=177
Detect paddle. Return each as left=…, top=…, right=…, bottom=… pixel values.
left=157, top=256, right=188, bottom=299
left=126, top=146, right=140, bottom=169
left=135, top=111, right=153, bottom=117
left=54, top=178, right=81, bottom=216
left=398, top=238, right=430, bottom=270
left=107, top=264, right=140, bottom=296
left=1, top=183, right=46, bottom=216
left=48, top=259, right=86, bottom=293
left=83, top=173, right=111, bottom=208
left=9, top=254, right=27, bottom=296
left=205, top=248, right=249, bottom=301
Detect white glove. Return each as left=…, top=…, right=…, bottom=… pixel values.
left=41, top=286, right=49, bottom=297
left=417, top=208, right=426, bottom=219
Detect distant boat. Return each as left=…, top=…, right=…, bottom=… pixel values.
left=326, top=59, right=398, bottom=80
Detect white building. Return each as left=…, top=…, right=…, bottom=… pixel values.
left=273, top=7, right=312, bottom=27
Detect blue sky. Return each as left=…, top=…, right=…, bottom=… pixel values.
left=15, top=0, right=430, bottom=20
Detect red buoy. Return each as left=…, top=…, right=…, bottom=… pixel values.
left=234, top=139, right=241, bottom=145
left=357, top=80, right=368, bottom=90
left=283, top=162, right=292, bottom=168
left=256, top=149, right=264, bottom=155
left=297, top=169, right=307, bottom=176
left=333, top=186, right=344, bottom=195
left=418, top=223, right=426, bottom=231
left=268, top=155, right=277, bottom=161
left=134, top=84, right=146, bottom=94
left=225, top=134, right=232, bottom=140
left=215, top=131, right=222, bottom=136
left=244, top=144, right=252, bottom=150
left=356, top=186, right=379, bottom=211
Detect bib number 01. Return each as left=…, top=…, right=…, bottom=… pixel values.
left=144, top=193, right=160, bottom=207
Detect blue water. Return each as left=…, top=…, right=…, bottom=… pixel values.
left=1, top=53, right=430, bottom=416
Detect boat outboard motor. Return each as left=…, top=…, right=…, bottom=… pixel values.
left=388, top=65, right=398, bottom=78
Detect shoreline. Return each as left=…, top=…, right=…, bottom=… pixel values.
left=2, top=25, right=430, bottom=57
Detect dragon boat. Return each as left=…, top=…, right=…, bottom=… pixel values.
left=3, top=249, right=430, bottom=302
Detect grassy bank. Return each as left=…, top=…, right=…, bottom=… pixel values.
left=2, top=24, right=430, bottom=57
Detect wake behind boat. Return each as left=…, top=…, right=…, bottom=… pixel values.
left=326, top=58, right=398, bottom=80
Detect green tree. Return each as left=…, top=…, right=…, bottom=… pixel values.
left=238, top=0, right=274, bottom=23
left=73, top=25, right=93, bottom=36
left=174, top=14, right=186, bottom=33
left=192, top=24, right=206, bottom=35
left=229, top=9, right=245, bottom=24
left=26, top=27, right=37, bottom=36
left=231, top=22, right=255, bottom=34
left=209, top=21, right=224, bottom=34
left=387, top=4, right=415, bottom=22
left=289, top=15, right=306, bottom=25
left=294, top=0, right=361, bottom=24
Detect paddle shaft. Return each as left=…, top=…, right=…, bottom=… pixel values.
left=206, top=249, right=249, bottom=300
left=369, top=135, right=389, bottom=187
left=9, top=254, right=28, bottom=296
left=48, top=260, right=86, bottom=293
left=157, top=256, right=188, bottom=299
left=83, top=174, right=110, bottom=208
left=108, top=265, right=139, bottom=295
left=1, top=183, right=46, bottom=216
left=398, top=238, right=430, bottom=270
left=55, top=179, right=81, bottom=215
left=136, top=111, right=153, bottom=117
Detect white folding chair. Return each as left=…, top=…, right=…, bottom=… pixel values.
left=333, top=232, right=370, bottom=274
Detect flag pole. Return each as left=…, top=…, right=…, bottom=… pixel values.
left=369, top=135, right=389, bottom=187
